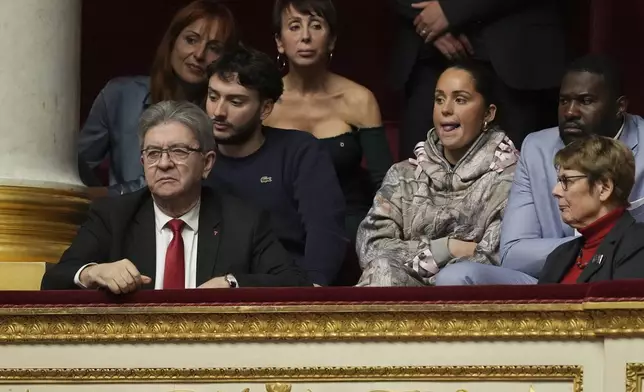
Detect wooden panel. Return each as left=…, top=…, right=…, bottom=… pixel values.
left=0, top=262, right=45, bottom=290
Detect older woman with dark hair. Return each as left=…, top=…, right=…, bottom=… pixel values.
left=78, top=0, right=238, bottom=197
left=264, top=0, right=393, bottom=243
left=539, top=135, right=644, bottom=284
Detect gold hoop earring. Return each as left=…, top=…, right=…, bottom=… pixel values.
left=276, top=53, right=287, bottom=71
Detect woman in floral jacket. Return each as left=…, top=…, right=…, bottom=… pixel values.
left=357, top=61, right=519, bottom=287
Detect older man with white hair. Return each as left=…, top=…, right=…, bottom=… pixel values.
left=42, top=101, right=310, bottom=293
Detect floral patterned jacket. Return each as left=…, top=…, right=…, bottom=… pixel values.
left=356, top=129, right=519, bottom=286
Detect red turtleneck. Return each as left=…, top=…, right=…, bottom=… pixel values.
left=560, top=207, right=626, bottom=284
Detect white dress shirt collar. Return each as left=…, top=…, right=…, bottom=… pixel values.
left=614, top=117, right=626, bottom=140
left=153, top=199, right=201, bottom=233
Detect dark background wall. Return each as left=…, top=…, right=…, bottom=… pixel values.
left=81, top=0, right=639, bottom=126
left=588, top=0, right=644, bottom=112
left=81, top=0, right=396, bottom=121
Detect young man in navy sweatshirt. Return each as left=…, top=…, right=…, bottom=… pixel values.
left=204, top=45, right=348, bottom=286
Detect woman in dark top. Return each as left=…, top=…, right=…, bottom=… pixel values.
left=539, top=136, right=644, bottom=284
left=264, top=0, right=393, bottom=242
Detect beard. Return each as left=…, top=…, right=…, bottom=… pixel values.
left=213, top=111, right=262, bottom=146
left=558, top=114, right=620, bottom=146
left=558, top=127, right=589, bottom=146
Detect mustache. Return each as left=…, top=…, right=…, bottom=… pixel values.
left=211, top=117, right=231, bottom=127
left=561, top=122, right=584, bottom=129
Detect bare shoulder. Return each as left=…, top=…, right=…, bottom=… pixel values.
left=334, top=75, right=379, bottom=108
left=331, top=74, right=382, bottom=128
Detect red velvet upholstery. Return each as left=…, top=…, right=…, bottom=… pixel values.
left=4, top=281, right=643, bottom=307
left=585, top=280, right=644, bottom=301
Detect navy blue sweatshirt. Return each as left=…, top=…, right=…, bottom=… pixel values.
left=206, top=127, right=348, bottom=285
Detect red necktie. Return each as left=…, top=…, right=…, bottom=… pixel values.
left=163, top=219, right=185, bottom=289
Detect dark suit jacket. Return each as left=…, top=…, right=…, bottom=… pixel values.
left=41, top=187, right=311, bottom=290
left=389, top=0, right=566, bottom=90
left=539, top=212, right=644, bottom=284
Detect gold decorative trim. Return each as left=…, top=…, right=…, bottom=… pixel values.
left=0, top=309, right=596, bottom=342
left=0, top=365, right=582, bottom=391
left=2, top=300, right=644, bottom=342
left=0, top=302, right=585, bottom=315
left=585, top=301, right=644, bottom=310
left=627, top=363, right=644, bottom=392
left=592, top=309, right=643, bottom=334
left=0, top=185, right=88, bottom=262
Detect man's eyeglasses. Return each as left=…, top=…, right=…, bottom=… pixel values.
left=556, top=175, right=587, bottom=191
left=141, top=146, right=202, bottom=164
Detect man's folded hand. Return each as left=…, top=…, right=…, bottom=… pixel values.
left=80, top=259, right=151, bottom=294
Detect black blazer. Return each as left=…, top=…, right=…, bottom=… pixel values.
left=41, top=187, right=311, bottom=290
left=539, top=212, right=644, bottom=284
left=389, top=0, right=567, bottom=91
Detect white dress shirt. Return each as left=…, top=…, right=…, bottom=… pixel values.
left=614, top=118, right=625, bottom=140
left=153, top=200, right=200, bottom=289
left=74, top=200, right=201, bottom=289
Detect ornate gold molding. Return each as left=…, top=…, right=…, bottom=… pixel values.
left=0, top=185, right=88, bottom=262
left=0, top=300, right=643, bottom=342
left=264, top=385, right=296, bottom=392
left=220, top=386, right=529, bottom=392
left=627, top=363, right=644, bottom=392
left=0, top=365, right=582, bottom=391
left=592, top=309, right=644, bottom=335
left=0, top=308, right=597, bottom=342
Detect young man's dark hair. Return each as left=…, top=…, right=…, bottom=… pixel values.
left=206, top=45, right=284, bottom=103
left=204, top=44, right=347, bottom=287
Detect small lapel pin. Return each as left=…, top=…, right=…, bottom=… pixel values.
left=213, top=230, right=219, bottom=236
left=592, top=254, right=604, bottom=265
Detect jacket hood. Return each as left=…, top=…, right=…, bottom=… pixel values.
left=409, top=128, right=519, bottom=191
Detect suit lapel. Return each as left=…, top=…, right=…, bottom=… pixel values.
left=577, top=213, right=635, bottom=283
left=546, top=240, right=581, bottom=284
left=576, top=253, right=604, bottom=283
left=196, top=188, right=222, bottom=286
left=128, top=196, right=157, bottom=289
left=620, top=113, right=639, bottom=151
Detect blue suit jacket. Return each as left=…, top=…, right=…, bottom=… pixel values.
left=500, top=113, right=644, bottom=278
left=77, top=76, right=150, bottom=195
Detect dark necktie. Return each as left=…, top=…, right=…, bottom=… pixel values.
left=163, top=218, right=185, bottom=289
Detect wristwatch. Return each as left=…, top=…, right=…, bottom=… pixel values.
left=225, top=274, right=239, bottom=288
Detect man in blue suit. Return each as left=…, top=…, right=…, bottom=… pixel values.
left=435, top=54, right=644, bottom=285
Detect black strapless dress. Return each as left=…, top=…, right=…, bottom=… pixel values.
left=318, top=126, right=393, bottom=242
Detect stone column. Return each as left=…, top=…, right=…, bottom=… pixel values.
left=0, top=0, right=88, bottom=289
